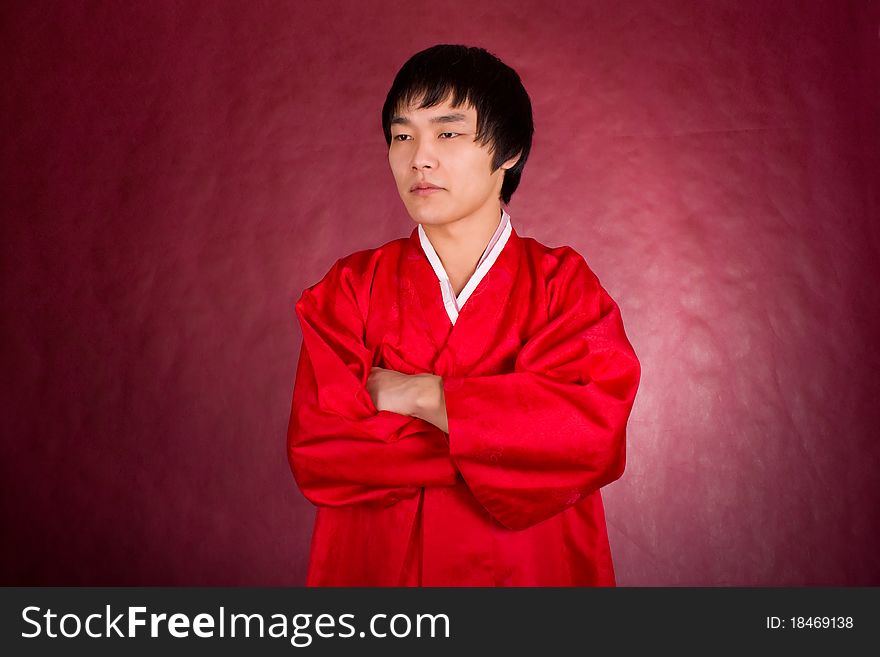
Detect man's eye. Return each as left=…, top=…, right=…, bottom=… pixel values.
left=439, top=132, right=459, bottom=139
left=392, top=134, right=411, bottom=141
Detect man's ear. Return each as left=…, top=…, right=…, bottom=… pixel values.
left=501, top=151, right=522, bottom=171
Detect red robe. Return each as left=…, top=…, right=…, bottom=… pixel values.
left=286, top=224, right=641, bottom=586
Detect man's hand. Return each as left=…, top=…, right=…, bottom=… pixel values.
left=367, top=367, right=448, bottom=434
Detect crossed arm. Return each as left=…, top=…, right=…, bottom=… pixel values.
left=366, top=367, right=448, bottom=434
left=287, top=252, right=641, bottom=529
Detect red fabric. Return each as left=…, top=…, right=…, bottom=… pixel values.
left=287, top=225, right=641, bottom=586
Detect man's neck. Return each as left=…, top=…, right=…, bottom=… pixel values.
left=421, top=202, right=504, bottom=284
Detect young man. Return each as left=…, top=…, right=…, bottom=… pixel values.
left=287, top=44, right=641, bottom=586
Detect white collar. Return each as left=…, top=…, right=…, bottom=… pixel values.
left=417, top=208, right=512, bottom=325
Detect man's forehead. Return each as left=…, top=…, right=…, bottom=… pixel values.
left=393, top=98, right=476, bottom=121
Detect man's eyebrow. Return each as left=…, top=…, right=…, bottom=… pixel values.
left=390, top=112, right=470, bottom=126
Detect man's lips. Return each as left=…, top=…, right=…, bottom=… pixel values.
left=410, top=182, right=444, bottom=195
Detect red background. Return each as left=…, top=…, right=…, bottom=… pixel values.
left=2, top=0, right=878, bottom=585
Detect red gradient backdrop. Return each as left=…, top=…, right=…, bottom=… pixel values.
left=2, top=0, right=878, bottom=585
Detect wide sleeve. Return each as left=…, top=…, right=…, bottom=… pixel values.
left=443, top=251, right=641, bottom=530
left=287, top=256, right=459, bottom=508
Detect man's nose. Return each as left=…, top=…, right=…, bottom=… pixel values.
left=411, top=138, right=438, bottom=170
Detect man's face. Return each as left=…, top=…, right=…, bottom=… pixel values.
left=388, top=96, right=512, bottom=227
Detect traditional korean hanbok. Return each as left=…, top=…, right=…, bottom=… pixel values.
left=287, top=209, right=641, bottom=586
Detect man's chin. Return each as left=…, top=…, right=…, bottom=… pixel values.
left=406, top=207, right=450, bottom=226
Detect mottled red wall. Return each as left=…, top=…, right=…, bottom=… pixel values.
left=2, top=0, right=878, bottom=585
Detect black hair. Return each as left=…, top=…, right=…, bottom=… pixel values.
left=381, top=44, right=534, bottom=205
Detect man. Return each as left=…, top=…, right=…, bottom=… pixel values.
left=286, top=44, right=641, bottom=586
